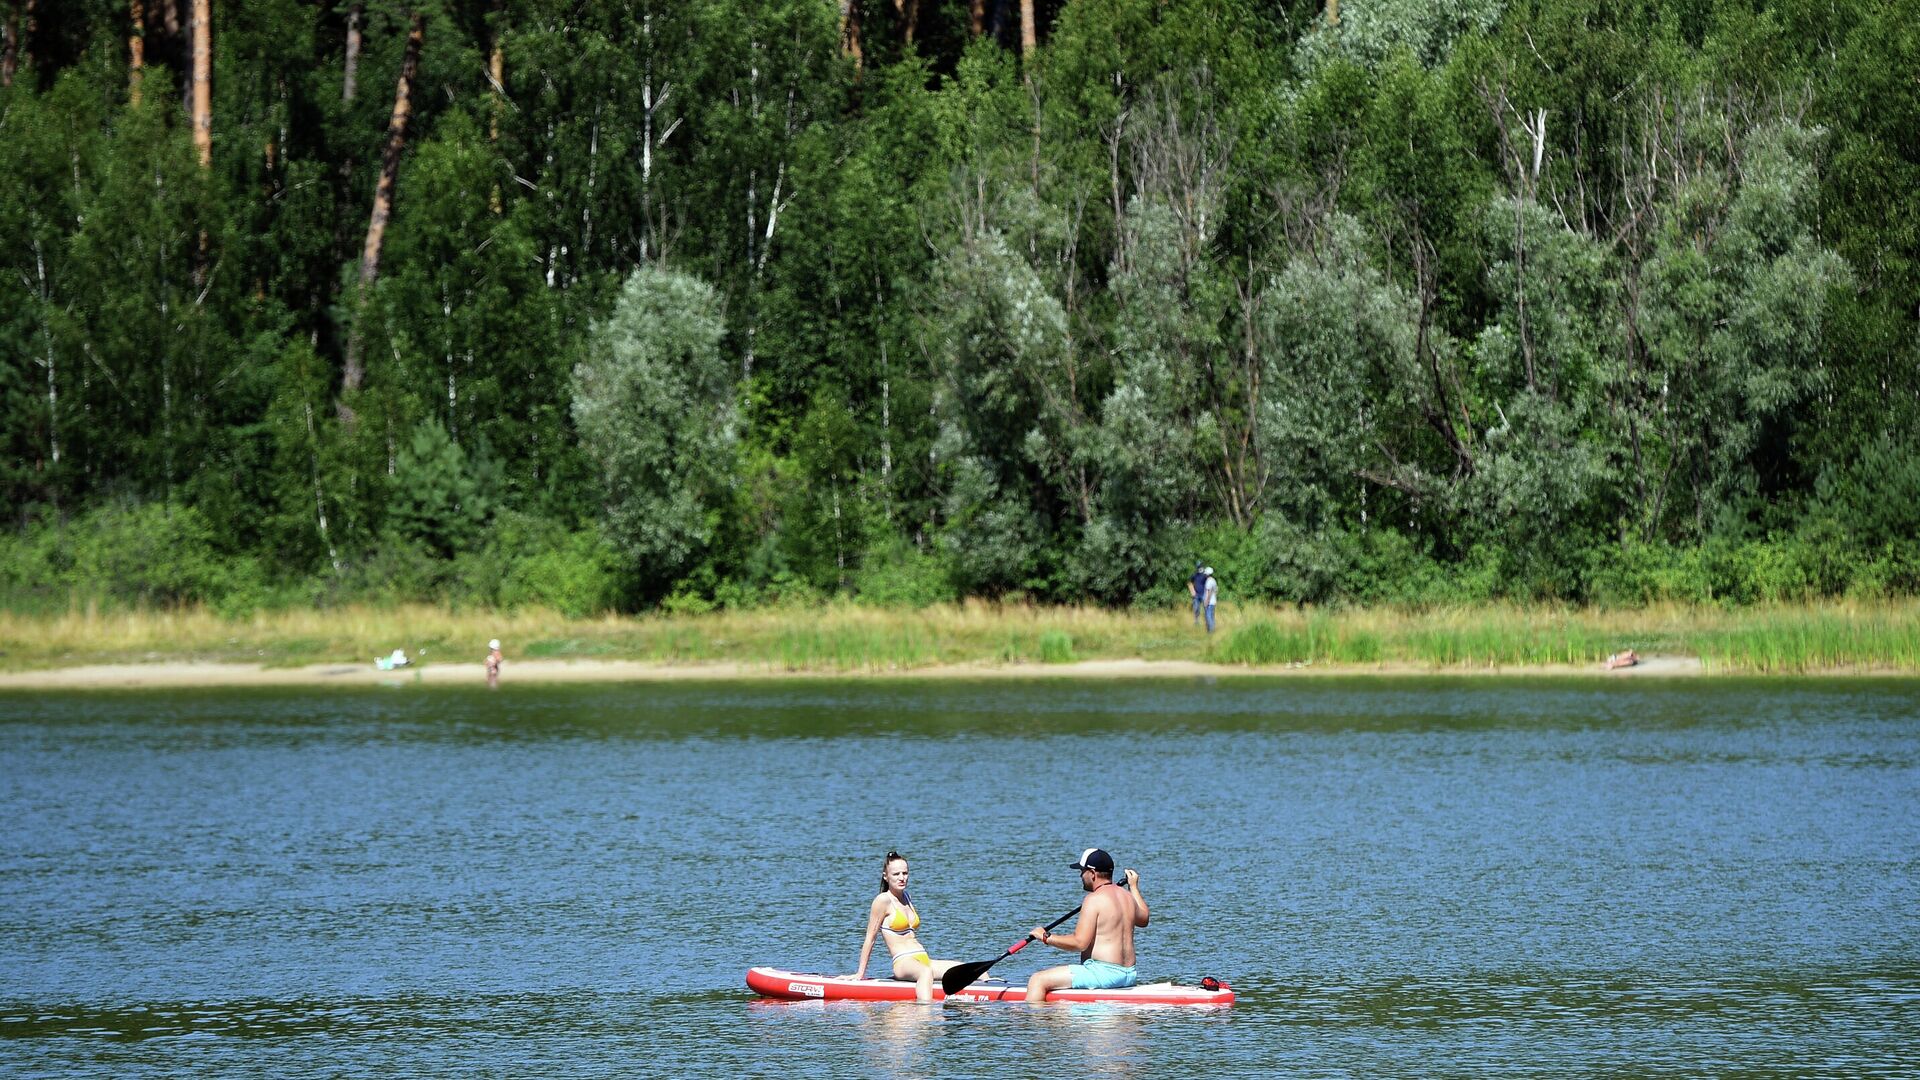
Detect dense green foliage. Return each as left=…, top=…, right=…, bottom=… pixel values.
left=3, top=0, right=1916, bottom=613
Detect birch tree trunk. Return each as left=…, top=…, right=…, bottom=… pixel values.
left=342, top=2, right=362, bottom=102
left=1020, top=0, right=1035, bottom=56
left=581, top=107, right=599, bottom=267
left=32, top=235, right=58, bottom=481
left=304, top=399, right=341, bottom=572
left=637, top=14, right=681, bottom=263
left=343, top=10, right=424, bottom=396
left=739, top=61, right=798, bottom=379
left=190, top=0, right=210, bottom=166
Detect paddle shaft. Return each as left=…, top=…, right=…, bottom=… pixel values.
left=939, top=906, right=1081, bottom=996
left=1008, top=907, right=1082, bottom=957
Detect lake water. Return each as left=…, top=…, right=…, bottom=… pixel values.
left=3, top=677, right=1918, bottom=1076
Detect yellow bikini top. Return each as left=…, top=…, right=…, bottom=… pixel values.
left=882, top=896, right=920, bottom=934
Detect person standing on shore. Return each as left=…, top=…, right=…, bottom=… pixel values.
left=1202, top=568, right=1218, bottom=634
left=1188, top=562, right=1207, bottom=625
left=485, top=638, right=503, bottom=687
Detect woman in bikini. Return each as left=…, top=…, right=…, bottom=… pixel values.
left=854, top=850, right=959, bottom=1001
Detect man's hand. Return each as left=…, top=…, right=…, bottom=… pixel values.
left=1123, top=868, right=1139, bottom=888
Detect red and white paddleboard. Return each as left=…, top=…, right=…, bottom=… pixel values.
left=746, top=966, right=1234, bottom=1005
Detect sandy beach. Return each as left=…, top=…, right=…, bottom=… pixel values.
left=0, top=654, right=1705, bottom=690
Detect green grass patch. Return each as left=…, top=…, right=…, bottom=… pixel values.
left=1216, top=621, right=1309, bottom=665
left=1038, top=630, right=1075, bottom=664
left=774, top=624, right=934, bottom=671
left=1215, top=617, right=1382, bottom=665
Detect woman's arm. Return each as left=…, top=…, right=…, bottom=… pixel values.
left=854, top=894, right=886, bottom=979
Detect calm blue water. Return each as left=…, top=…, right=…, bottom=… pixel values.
left=3, top=677, right=1918, bottom=1076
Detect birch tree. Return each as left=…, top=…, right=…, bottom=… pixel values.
left=342, top=1, right=362, bottom=101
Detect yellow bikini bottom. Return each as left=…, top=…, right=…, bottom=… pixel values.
left=891, top=951, right=931, bottom=970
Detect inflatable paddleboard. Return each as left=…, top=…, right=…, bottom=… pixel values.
left=747, top=966, right=1233, bottom=1005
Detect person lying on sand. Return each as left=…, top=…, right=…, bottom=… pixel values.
left=1605, top=649, right=1640, bottom=670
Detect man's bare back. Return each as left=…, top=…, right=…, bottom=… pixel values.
left=1078, top=880, right=1139, bottom=966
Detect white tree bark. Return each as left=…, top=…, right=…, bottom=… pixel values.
left=342, top=2, right=362, bottom=102
left=304, top=396, right=341, bottom=572
left=33, top=235, right=58, bottom=468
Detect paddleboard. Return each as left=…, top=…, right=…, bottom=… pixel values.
left=747, top=966, right=1233, bottom=1005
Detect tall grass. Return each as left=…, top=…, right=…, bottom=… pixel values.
left=1208, top=601, right=1920, bottom=673
left=3, top=599, right=1919, bottom=674
left=1692, top=605, right=1920, bottom=673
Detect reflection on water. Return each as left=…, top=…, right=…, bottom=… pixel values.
left=1039, top=1005, right=1152, bottom=1078
left=857, top=999, right=943, bottom=1074
left=3, top=677, right=1919, bottom=1077
left=780, top=997, right=1164, bottom=1080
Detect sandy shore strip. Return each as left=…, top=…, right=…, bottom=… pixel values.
left=0, top=655, right=1704, bottom=690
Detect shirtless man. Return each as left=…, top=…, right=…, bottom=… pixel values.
left=1024, top=848, right=1149, bottom=1002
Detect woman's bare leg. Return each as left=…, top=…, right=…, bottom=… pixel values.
left=892, top=955, right=934, bottom=1002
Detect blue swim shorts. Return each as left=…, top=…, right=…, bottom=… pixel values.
left=1068, top=959, right=1138, bottom=990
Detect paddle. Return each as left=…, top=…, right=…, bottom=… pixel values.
left=940, top=906, right=1080, bottom=996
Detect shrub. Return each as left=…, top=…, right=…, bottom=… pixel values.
left=207, top=556, right=277, bottom=617
left=447, top=510, right=623, bottom=616
left=328, top=538, right=447, bottom=605
left=498, top=530, right=621, bottom=617
left=3, top=502, right=235, bottom=608
left=853, top=535, right=957, bottom=608
left=0, top=518, right=68, bottom=611
left=1185, top=520, right=1280, bottom=605
left=1247, top=518, right=1351, bottom=605
left=1585, top=542, right=1714, bottom=606
left=1339, top=528, right=1484, bottom=606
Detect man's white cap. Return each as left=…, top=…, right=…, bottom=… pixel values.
left=489, top=639, right=500, bottom=650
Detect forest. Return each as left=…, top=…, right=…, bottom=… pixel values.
left=2, top=0, right=1917, bottom=617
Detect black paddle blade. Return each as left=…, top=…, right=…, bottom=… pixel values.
left=939, top=957, right=999, bottom=996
